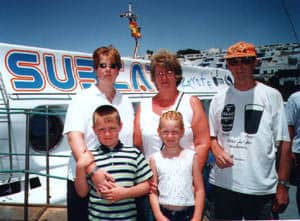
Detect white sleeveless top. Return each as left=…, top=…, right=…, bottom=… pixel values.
left=153, top=149, right=195, bottom=206
left=140, top=92, right=194, bottom=159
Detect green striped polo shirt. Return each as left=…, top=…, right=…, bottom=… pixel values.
left=87, top=142, right=153, bottom=221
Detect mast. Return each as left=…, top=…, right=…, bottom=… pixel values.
left=120, top=2, right=142, bottom=58
left=281, top=0, right=299, bottom=43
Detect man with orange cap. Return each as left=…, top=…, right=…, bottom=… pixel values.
left=208, top=41, right=291, bottom=220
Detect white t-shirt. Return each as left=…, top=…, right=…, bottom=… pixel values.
left=63, top=84, right=134, bottom=180
left=139, top=92, right=194, bottom=159
left=209, top=82, right=290, bottom=195
left=152, top=149, right=195, bottom=206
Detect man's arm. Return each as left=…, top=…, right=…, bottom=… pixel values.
left=211, top=137, right=234, bottom=168
left=278, top=126, right=293, bottom=181
left=273, top=139, right=292, bottom=213
left=277, top=140, right=292, bottom=181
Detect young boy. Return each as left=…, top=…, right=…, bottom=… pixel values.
left=75, top=105, right=152, bottom=221
left=149, top=111, right=205, bottom=221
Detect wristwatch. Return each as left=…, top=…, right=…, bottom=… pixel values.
left=86, top=166, right=99, bottom=179
left=278, top=180, right=290, bottom=189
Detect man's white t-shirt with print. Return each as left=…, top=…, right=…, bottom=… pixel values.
left=209, top=82, right=289, bottom=195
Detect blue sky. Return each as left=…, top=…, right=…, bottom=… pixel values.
left=0, top=0, right=299, bottom=57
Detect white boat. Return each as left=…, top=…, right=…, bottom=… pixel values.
left=0, top=42, right=233, bottom=206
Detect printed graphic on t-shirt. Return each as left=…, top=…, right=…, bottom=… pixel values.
left=220, top=103, right=265, bottom=162
left=221, top=104, right=235, bottom=132
left=244, top=104, right=264, bottom=134
left=221, top=103, right=264, bottom=135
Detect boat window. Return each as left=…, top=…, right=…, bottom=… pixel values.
left=29, top=106, right=64, bottom=152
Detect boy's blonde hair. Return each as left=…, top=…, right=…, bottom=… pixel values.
left=159, top=110, right=184, bottom=129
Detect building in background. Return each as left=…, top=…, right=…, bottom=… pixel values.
left=177, top=43, right=300, bottom=100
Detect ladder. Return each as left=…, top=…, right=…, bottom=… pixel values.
left=0, top=71, right=13, bottom=182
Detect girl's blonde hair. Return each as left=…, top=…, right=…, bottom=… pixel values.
left=159, top=110, right=184, bottom=129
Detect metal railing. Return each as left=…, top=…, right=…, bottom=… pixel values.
left=0, top=107, right=69, bottom=221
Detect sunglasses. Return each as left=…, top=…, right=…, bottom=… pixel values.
left=226, top=57, right=256, bottom=66
left=98, top=63, right=118, bottom=69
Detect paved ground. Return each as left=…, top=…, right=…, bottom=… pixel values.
left=0, top=186, right=298, bottom=220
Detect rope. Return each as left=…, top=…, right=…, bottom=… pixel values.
left=0, top=152, right=70, bottom=180
left=0, top=152, right=69, bottom=158
left=0, top=108, right=66, bottom=116
left=0, top=169, right=68, bottom=181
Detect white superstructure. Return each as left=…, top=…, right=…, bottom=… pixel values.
left=0, top=42, right=232, bottom=205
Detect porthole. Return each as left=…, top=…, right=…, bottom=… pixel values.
left=29, top=106, right=64, bottom=152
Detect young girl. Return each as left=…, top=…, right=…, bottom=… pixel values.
left=149, top=111, right=205, bottom=221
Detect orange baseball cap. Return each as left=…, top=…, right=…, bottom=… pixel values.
left=225, top=41, right=257, bottom=59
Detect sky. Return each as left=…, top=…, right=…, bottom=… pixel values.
left=0, top=0, right=299, bottom=57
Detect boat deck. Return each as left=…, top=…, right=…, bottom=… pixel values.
left=0, top=204, right=66, bottom=221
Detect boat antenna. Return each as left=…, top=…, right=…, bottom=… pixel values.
left=281, top=0, right=299, bottom=43
left=120, top=2, right=142, bottom=58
